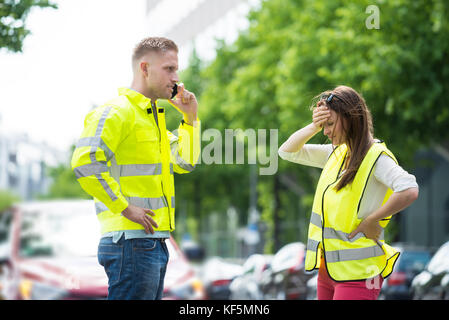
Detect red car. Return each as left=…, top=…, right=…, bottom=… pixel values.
left=0, top=200, right=205, bottom=300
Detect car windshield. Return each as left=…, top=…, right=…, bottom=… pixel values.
left=397, top=251, right=431, bottom=272
left=19, top=202, right=100, bottom=258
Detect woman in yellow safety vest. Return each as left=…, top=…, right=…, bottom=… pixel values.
left=278, top=85, right=419, bottom=300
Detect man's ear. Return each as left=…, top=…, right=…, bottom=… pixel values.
left=140, top=62, right=149, bottom=77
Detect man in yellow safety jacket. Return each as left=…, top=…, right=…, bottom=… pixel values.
left=71, top=37, right=200, bottom=300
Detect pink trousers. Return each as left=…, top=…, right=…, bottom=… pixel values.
left=317, top=263, right=383, bottom=300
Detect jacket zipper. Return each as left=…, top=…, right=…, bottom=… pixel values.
left=151, top=102, right=172, bottom=229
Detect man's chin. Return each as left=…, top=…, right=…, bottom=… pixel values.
left=155, top=92, right=172, bottom=101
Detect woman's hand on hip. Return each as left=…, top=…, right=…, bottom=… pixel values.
left=349, top=216, right=382, bottom=242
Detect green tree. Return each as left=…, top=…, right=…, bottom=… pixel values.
left=41, top=145, right=90, bottom=199
left=0, top=189, right=19, bottom=211
left=43, top=163, right=90, bottom=199
left=0, top=0, right=57, bottom=52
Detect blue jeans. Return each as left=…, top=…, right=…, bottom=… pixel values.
left=98, top=236, right=169, bottom=300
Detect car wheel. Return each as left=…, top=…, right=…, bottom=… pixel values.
left=276, top=289, right=286, bottom=300
left=411, top=289, right=421, bottom=300
left=377, top=292, right=386, bottom=300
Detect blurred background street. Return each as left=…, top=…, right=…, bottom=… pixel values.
left=1, top=0, right=449, bottom=300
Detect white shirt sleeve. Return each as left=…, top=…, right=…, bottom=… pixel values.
left=373, top=154, right=419, bottom=192
left=278, top=144, right=334, bottom=169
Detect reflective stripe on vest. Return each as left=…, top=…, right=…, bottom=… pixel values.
left=307, top=238, right=320, bottom=252
left=306, top=214, right=385, bottom=255
left=325, top=245, right=385, bottom=263
left=310, top=211, right=322, bottom=228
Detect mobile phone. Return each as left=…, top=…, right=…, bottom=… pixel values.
left=171, top=83, right=178, bottom=99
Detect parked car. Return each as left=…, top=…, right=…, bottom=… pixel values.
left=229, top=253, right=273, bottom=300
left=411, top=241, right=449, bottom=300
left=200, top=257, right=243, bottom=300
left=0, top=200, right=205, bottom=300
left=441, top=273, right=449, bottom=300
left=259, top=242, right=315, bottom=300
left=306, top=273, right=318, bottom=300
left=380, top=244, right=431, bottom=300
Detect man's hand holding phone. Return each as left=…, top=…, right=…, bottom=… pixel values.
left=168, top=83, right=198, bottom=126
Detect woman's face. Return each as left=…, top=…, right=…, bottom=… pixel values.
left=323, top=109, right=346, bottom=145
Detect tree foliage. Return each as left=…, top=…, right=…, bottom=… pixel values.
left=41, top=145, right=90, bottom=200
left=0, top=189, right=19, bottom=211
left=0, top=0, right=57, bottom=52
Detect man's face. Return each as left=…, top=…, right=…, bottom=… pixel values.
left=143, top=49, right=179, bottom=100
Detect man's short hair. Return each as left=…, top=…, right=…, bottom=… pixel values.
left=132, top=37, right=178, bottom=66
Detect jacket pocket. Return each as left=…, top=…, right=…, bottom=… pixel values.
left=135, top=129, right=160, bottom=162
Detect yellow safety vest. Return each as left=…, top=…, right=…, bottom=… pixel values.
left=71, top=87, right=200, bottom=234
left=304, top=142, right=400, bottom=281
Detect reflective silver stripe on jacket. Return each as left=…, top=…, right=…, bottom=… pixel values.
left=170, top=142, right=195, bottom=172
left=74, top=106, right=118, bottom=202
left=95, top=201, right=109, bottom=214
left=126, top=196, right=168, bottom=210
left=325, top=245, right=384, bottom=263
left=74, top=161, right=108, bottom=179
left=119, top=163, right=162, bottom=176
left=96, top=196, right=176, bottom=215
left=88, top=106, right=113, bottom=162
left=110, top=163, right=175, bottom=177
left=94, top=107, right=116, bottom=200
left=76, top=136, right=114, bottom=161
left=175, top=152, right=195, bottom=172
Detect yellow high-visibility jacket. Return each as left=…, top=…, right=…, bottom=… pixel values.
left=71, top=87, right=200, bottom=234
left=305, top=142, right=400, bottom=281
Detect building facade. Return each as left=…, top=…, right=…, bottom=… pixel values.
left=0, top=132, right=64, bottom=201
left=400, top=146, right=449, bottom=250
left=145, top=0, right=259, bottom=69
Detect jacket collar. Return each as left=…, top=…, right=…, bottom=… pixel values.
left=118, top=87, right=157, bottom=110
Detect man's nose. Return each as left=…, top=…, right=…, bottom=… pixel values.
left=172, top=73, right=180, bottom=83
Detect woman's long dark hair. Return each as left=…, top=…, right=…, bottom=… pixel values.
left=315, top=85, right=374, bottom=191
